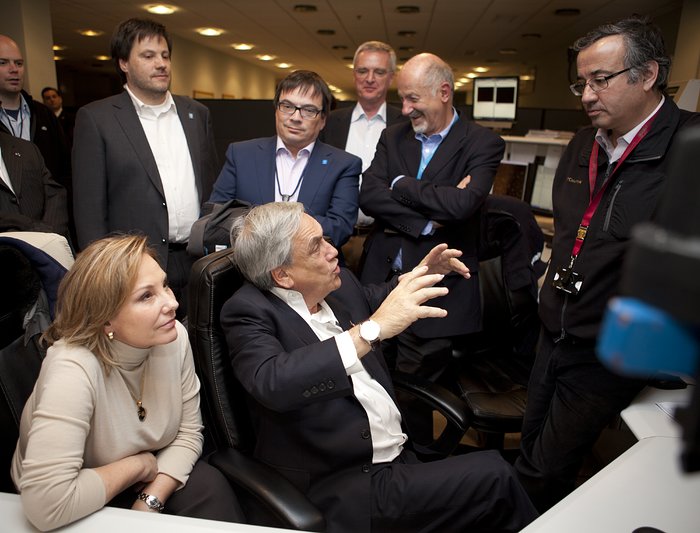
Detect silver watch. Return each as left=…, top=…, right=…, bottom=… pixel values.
left=359, top=320, right=381, bottom=350
left=137, top=492, right=165, bottom=513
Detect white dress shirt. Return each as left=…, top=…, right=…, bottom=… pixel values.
left=275, top=138, right=314, bottom=202
left=270, top=286, right=407, bottom=463
left=125, top=86, right=199, bottom=243
left=0, top=145, right=15, bottom=193
left=595, top=96, right=665, bottom=163
left=344, top=102, right=389, bottom=225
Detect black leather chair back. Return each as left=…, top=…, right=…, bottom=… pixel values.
left=0, top=336, right=44, bottom=493
left=187, top=249, right=253, bottom=452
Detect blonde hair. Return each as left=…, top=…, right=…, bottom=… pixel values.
left=42, top=234, right=157, bottom=369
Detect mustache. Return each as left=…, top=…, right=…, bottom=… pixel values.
left=408, top=111, right=423, bottom=120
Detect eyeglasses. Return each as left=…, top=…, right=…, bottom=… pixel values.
left=354, top=67, right=390, bottom=79
left=569, top=67, right=631, bottom=97
left=277, top=101, right=322, bottom=119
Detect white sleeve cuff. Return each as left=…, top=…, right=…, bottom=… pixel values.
left=335, top=331, right=364, bottom=375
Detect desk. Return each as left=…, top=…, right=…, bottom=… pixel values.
left=621, top=384, right=693, bottom=440
left=0, top=492, right=298, bottom=533
left=523, top=384, right=698, bottom=532
left=521, top=437, right=700, bottom=533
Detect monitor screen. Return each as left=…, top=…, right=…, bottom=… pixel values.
left=472, top=77, right=519, bottom=122
left=492, top=160, right=530, bottom=201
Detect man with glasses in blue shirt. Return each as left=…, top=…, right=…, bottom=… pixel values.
left=515, top=16, right=700, bottom=512
left=210, top=70, right=361, bottom=249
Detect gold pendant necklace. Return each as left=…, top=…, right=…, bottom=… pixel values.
left=125, top=362, right=148, bottom=422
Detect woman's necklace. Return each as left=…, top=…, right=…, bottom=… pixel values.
left=125, top=362, right=148, bottom=422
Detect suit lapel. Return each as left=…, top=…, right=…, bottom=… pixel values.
left=256, top=137, right=277, bottom=202
left=297, top=142, right=330, bottom=206
left=174, top=96, right=201, bottom=191
left=112, top=92, right=165, bottom=197
left=0, top=136, right=22, bottom=195
left=338, top=107, right=352, bottom=148
left=266, top=291, right=326, bottom=347
left=398, top=128, right=422, bottom=177
left=420, top=116, right=467, bottom=183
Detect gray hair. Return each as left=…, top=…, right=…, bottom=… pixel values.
left=573, top=15, right=670, bottom=93
left=230, top=202, right=305, bottom=291
left=353, top=41, right=397, bottom=72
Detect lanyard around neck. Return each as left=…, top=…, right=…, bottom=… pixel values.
left=569, top=110, right=659, bottom=260
left=2, top=106, right=25, bottom=139
left=275, top=165, right=306, bottom=202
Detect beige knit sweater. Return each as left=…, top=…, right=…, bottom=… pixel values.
left=11, top=321, right=203, bottom=531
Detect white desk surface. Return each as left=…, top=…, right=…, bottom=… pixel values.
left=621, top=384, right=694, bottom=440
left=521, top=436, right=700, bottom=533
left=0, top=492, right=299, bottom=533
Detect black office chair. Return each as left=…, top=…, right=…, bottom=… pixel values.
left=0, top=239, right=67, bottom=493
left=187, top=249, right=472, bottom=527
left=187, top=249, right=325, bottom=531
left=448, top=197, right=542, bottom=452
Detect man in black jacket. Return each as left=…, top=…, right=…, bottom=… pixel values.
left=222, top=201, right=537, bottom=532
left=515, top=16, right=700, bottom=512
left=0, top=36, right=70, bottom=189
left=320, top=41, right=406, bottom=271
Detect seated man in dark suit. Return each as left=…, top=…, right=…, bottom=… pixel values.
left=0, top=131, right=67, bottom=236
left=221, top=202, right=537, bottom=533
left=209, top=70, right=361, bottom=248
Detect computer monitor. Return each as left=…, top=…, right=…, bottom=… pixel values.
left=472, top=77, right=519, bottom=124
left=491, top=160, right=531, bottom=201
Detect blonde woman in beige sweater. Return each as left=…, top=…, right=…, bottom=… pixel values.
left=11, top=235, right=243, bottom=531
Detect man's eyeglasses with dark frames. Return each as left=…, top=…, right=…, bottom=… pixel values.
left=569, top=67, right=632, bottom=97
left=277, top=101, right=322, bottom=119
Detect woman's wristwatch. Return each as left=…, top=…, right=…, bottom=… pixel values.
left=137, top=492, right=165, bottom=513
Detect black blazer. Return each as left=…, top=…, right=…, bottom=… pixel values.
left=221, top=269, right=397, bottom=532
left=72, top=91, right=219, bottom=264
left=0, top=132, right=68, bottom=236
left=320, top=103, right=405, bottom=150
left=0, top=91, right=70, bottom=187
left=359, top=116, right=505, bottom=337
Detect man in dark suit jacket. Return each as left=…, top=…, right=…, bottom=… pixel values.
left=209, top=70, right=360, bottom=249
left=41, top=87, right=76, bottom=149
left=320, top=41, right=404, bottom=154
left=221, top=202, right=537, bottom=533
left=0, top=131, right=67, bottom=236
left=359, top=53, right=505, bottom=395
left=0, top=36, right=70, bottom=191
left=319, top=41, right=407, bottom=271
left=72, top=19, right=219, bottom=316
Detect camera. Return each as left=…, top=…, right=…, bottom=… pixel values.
left=552, top=266, right=584, bottom=295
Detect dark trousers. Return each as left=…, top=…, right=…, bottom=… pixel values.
left=392, top=331, right=453, bottom=443
left=109, top=459, right=245, bottom=523
left=166, top=246, right=194, bottom=321
left=371, top=449, right=538, bottom=532
left=515, top=328, right=645, bottom=512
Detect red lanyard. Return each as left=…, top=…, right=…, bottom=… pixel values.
left=569, top=111, right=659, bottom=260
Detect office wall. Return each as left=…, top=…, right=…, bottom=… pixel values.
left=0, top=0, right=56, bottom=95
left=170, top=36, right=276, bottom=100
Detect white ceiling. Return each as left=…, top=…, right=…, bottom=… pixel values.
left=48, top=0, right=683, bottom=96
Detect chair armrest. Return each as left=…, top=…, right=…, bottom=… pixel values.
left=208, top=448, right=325, bottom=531
left=391, top=370, right=471, bottom=457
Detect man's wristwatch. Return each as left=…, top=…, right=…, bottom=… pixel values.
left=137, top=492, right=165, bottom=513
left=359, top=320, right=381, bottom=350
